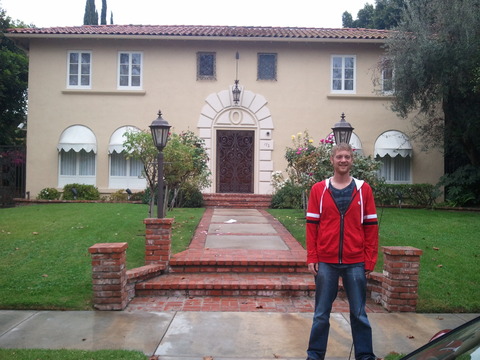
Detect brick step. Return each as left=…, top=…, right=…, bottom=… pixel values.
left=135, top=272, right=317, bottom=298
left=169, top=259, right=310, bottom=274
left=202, top=193, right=272, bottom=208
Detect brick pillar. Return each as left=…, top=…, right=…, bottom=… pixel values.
left=381, top=246, right=423, bottom=312
left=88, top=242, right=128, bottom=311
left=144, top=218, right=174, bottom=267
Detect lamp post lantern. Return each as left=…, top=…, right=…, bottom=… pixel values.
left=149, top=110, right=171, bottom=218
left=332, top=112, right=354, bottom=145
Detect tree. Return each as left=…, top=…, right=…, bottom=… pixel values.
left=83, top=0, right=98, bottom=25
left=123, top=129, right=211, bottom=217
left=123, top=130, right=158, bottom=217
left=163, top=131, right=211, bottom=209
left=384, top=0, right=480, bottom=205
left=110, top=11, right=114, bottom=25
left=100, top=0, right=107, bottom=25
left=342, top=12, right=354, bottom=28
left=0, top=8, right=29, bottom=145
left=342, top=0, right=406, bottom=29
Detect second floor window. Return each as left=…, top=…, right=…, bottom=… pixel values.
left=258, top=53, right=277, bottom=80
left=118, top=52, right=142, bottom=89
left=67, top=51, right=91, bottom=88
left=331, top=55, right=355, bottom=93
left=197, top=52, right=216, bottom=80
left=382, top=59, right=394, bottom=94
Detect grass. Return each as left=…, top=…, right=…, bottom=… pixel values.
left=0, top=203, right=204, bottom=310
left=1, top=204, right=479, bottom=313
left=0, top=349, right=148, bottom=359
left=268, top=207, right=480, bottom=313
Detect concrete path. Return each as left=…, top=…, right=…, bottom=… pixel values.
left=0, top=310, right=477, bottom=359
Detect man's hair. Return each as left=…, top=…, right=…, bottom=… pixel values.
left=331, top=143, right=354, bottom=157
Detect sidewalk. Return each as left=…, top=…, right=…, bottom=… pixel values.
left=0, top=310, right=477, bottom=359
left=0, top=208, right=478, bottom=359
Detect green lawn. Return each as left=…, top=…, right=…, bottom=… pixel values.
left=0, top=204, right=479, bottom=312
left=0, top=203, right=204, bottom=310
left=0, top=349, right=148, bottom=360
left=268, top=207, right=480, bottom=313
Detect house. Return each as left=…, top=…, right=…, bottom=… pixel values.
left=7, top=25, right=443, bottom=199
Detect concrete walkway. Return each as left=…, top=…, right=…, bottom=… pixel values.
left=0, top=208, right=478, bottom=359
left=0, top=310, right=477, bottom=359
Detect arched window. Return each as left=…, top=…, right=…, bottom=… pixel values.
left=57, top=125, right=97, bottom=187
left=108, top=126, right=146, bottom=190
left=375, top=131, right=412, bottom=184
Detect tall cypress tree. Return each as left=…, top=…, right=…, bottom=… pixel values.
left=110, top=11, right=114, bottom=25
left=83, top=0, right=98, bottom=25
left=100, top=0, right=107, bottom=25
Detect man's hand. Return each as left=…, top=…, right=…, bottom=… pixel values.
left=308, top=262, right=318, bottom=276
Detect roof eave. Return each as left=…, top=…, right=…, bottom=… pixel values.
left=5, top=32, right=387, bottom=45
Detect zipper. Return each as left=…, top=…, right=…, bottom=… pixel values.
left=336, top=189, right=358, bottom=264
left=339, top=213, right=344, bottom=263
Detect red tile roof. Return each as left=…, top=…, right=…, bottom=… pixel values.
left=7, top=24, right=390, bottom=40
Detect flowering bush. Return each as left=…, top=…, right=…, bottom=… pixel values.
left=273, top=131, right=383, bottom=209
left=37, top=187, right=60, bottom=200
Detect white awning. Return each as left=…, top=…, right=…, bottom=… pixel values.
left=375, top=131, right=412, bottom=158
left=108, top=126, right=139, bottom=154
left=57, top=125, right=97, bottom=153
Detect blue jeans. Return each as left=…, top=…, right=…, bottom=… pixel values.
left=307, top=262, right=376, bottom=360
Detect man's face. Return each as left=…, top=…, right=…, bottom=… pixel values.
left=331, top=149, right=353, bottom=175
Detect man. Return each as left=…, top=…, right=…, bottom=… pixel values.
left=306, top=143, right=379, bottom=360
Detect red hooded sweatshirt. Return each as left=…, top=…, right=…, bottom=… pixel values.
left=306, top=177, right=379, bottom=271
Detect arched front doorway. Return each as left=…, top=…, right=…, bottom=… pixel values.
left=216, top=129, right=255, bottom=193
left=197, top=85, right=274, bottom=194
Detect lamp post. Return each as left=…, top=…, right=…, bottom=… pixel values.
left=332, top=112, right=354, bottom=145
left=149, top=110, right=171, bottom=218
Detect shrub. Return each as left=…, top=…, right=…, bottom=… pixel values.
left=109, top=189, right=128, bottom=202
left=37, top=187, right=60, bottom=200
left=129, top=190, right=145, bottom=202
left=274, top=131, right=382, bottom=210
left=174, top=183, right=204, bottom=208
left=374, top=183, right=441, bottom=208
left=438, top=165, right=480, bottom=206
left=270, top=180, right=304, bottom=209
left=63, top=184, right=100, bottom=200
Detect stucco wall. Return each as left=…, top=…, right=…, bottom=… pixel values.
left=24, top=37, right=443, bottom=197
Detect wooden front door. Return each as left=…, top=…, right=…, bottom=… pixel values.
left=216, top=130, right=254, bottom=193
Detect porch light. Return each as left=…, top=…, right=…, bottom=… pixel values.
left=232, top=51, right=241, bottom=105
left=332, top=113, right=354, bottom=145
left=232, top=80, right=241, bottom=104
left=149, top=110, right=171, bottom=218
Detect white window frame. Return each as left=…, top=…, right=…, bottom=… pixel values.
left=117, top=51, right=143, bottom=89
left=58, top=149, right=96, bottom=187
left=67, top=50, right=92, bottom=89
left=331, top=55, right=356, bottom=94
left=109, top=152, right=146, bottom=189
left=376, top=154, right=412, bottom=184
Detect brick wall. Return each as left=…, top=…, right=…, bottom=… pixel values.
left=89, top=218, right=174, bottom=310
left=88, top=242, right=129, bottom=311
left=89, top=225, right=422, bottom=312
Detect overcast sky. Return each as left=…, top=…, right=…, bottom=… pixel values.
left=1, top=0, right=369, bottom=28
